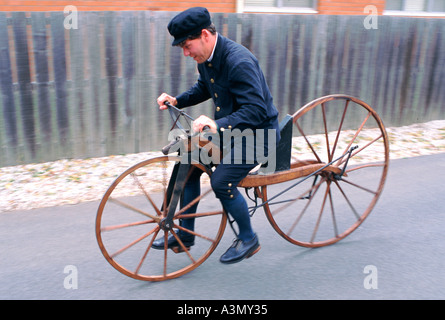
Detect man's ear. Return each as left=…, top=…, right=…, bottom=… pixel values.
left=201, top=29, right=211, bottom=42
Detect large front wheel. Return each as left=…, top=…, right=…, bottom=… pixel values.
left=96, top=156, right=226, bottom=281
left=263, top=95, right=389, bottom=247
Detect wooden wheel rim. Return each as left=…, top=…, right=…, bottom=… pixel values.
left=263, top=94, right=389, bottom=248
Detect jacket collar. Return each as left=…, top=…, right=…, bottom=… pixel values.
left=207, top=32, right=218, bottom=62
left=204, top=33, right=224, bottom=71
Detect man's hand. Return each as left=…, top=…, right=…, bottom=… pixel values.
left=193, top=115, right=217, bottom=133
left=157, top=93, right=177, bottom=110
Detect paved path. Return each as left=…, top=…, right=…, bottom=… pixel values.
left=1, top=153, right=444, bottom=300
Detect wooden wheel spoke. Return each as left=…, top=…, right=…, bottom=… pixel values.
left=328, top=187, right=339, bottom=238
left=174, top=187, right=212, bottom=217
left=311, top=181, right=331, bottom=243
left=135, top=229, right=160, bottom=274
left=339, top=134, right=384, bottom=166
left=175, top=223, right=217, bottom=244
left=335, top=111, right=371, bottom=166
left=272, top=176, right=325, bottom=217
left=341, top=178, right=378, bottom=195
left=175, top=210, right=224, bottom=220
left=330, top=100, right=349, bottom=161
left=321, top=103, right=332, bottom=162
left=333, top=180, right=361, bottom=220
left=110, top=226, right=159, bottom=258
left=170, top=229, right=196, bottom=263
left=130, top=172, right=162, bottom=216
left=161, top=162, right=169, bottom=216
left=163, top=232, right=168, bottom=277
left=109, top=197, right=160, bottom=222
left=286, top=177, right=325, bottom=236
left=101, top=219, right=156, bottom=232
left=346, top=162, right=386, bottom=173
left=296, top=120, right=322, bottom=163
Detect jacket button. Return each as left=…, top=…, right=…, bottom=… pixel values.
left=214, top=93, right=218, bottom=98
left=216, top=107, right=220, bottom=112
left=208, top=63, right=213, bottom=67
left=210, top=78, right=214, bottom=83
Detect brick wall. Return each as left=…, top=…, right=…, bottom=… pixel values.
left=0, top=0, right=236, bottom=13
left=1, top=0, right=440, bottom=16
left=318, top=0, right=386, bottom=15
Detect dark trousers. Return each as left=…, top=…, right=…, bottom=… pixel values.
left=181, top=159, right=257, bottom=241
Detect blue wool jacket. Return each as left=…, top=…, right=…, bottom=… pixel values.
left=175, top=34, right=280, bottom=136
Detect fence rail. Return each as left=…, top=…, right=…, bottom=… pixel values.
left=1, top=11, right=444, bottom=166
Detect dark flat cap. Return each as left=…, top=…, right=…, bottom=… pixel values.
left=167, top=7, right=212, bottom=46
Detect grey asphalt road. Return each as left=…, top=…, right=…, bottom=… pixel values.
left=1, top=153, right=444, bottom=300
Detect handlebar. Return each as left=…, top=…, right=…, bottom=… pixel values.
left=164, top=101, right=195, bottom=122
left=161, top=137, right=181, bottom=155
left=161, top=101, right=211, bottom=155
left=163, top=101, right=210, bottom=132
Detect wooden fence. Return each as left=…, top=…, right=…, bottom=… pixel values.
left=0, top=11, right=444, bottom=166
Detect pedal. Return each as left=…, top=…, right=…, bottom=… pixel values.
left=171, top=246, right=190, bottom=254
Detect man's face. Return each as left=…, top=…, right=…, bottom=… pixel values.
left=181, top=38, right=208, bottom=64
left=179, top=30, right=213, bottom=64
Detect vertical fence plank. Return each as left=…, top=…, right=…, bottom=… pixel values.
left=423, top=19, right=440, bottom=118
left=426, top=19, right=445, bottom=120
left=286, top=14, right=300, bottom=113
left=135, top=10, right=152, bottom=153
left=30, top=12, right=52, bottom=160
left=155, top=12, right=173, bottom=145
left=68, top=11, right=87, bottom=157
left=226, top=13, right=238, bottom=42
left=0, top=13, right=18, bottom=165
left=85, top=12, right=104, bottom=157
left=12, top=12, right=36, bottom=161
left=240, top=13, right=253, bottom=51
left=121, top=11, right=137, bottom=154
left=300, top=15, right=315, bottom=106
left=50, top=12, right=69, bottom=154
left=263, top=14, right=277, bottom=107
left=104, top=11, right=118, bottom=155
left=276, top=15, right=291, bottom=114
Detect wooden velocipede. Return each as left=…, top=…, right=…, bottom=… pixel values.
left=96, top=94, right=389, bottom=281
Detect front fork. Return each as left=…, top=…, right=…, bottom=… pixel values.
left=159, top=161, right=191, bottom=231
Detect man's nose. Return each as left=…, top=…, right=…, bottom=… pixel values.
left=182, top=48, right=190, bottom=57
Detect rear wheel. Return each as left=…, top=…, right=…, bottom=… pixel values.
left=263, top=95, right=389, bottom=247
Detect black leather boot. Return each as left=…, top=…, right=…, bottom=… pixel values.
left=152, top=231, right=195, bottom=250
left=219, top=234, right=260, bottom=264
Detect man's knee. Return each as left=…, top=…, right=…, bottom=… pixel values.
left=210, top=173, right=238, bottom=200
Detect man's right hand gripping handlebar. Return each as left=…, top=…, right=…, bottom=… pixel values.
left=157, top=93, right=216, bottom=133
left=157, top=93, right=177, bottom=110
